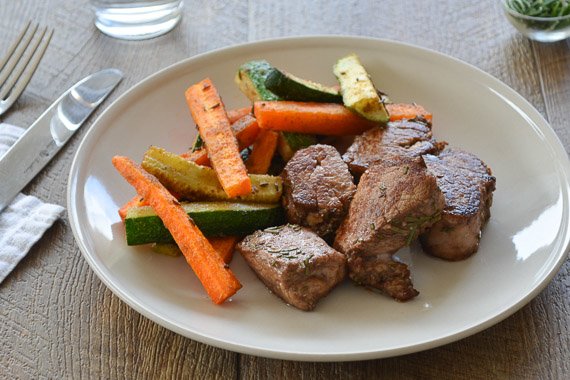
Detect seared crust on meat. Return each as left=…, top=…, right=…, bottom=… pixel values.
left=334, top=157, right=445, bottom=301
left=420, top=148, right=496, bottom=261
left=348, top=255, right=419, bottom=301
left=282, top=144, right=356, bottom=239
left=237, top=224, right=346, bottom=311
left=342, top=118, right=445, bottom=177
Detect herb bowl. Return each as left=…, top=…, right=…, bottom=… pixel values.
left=502, top=0, right=570, bottom=42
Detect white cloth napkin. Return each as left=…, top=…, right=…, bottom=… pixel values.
left=0, top=123, right=65, bottom=284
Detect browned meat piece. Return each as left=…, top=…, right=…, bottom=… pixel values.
left=237, top=224, right=347, bottom=311
left=420, top=148, right=496, bottom=261
left=334, top=157, right=445, bottom=301
left=281, top=144, right=356, bottom=239
left=342, top=118, right=445, bottom=177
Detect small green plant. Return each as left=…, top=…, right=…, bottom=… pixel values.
left=506, top=0, right=570, bottom=31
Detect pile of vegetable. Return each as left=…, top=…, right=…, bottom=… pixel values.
left=113, top=54, right=432, bottom=304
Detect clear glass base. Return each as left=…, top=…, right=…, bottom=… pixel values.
left=523, top=28, right=570, bottom=43
left=93, top=1, right=183, bottom=40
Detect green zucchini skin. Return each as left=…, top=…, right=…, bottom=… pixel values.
left=142, top=146, right=283, bottom=203
left=235, top=60, right=280, bottom=102
left=235, top=60, right=317, bottom=162
left=125, top=202, right=285, bottom=245
left=264, top=69, right=343, bottom=104
left=277, top=132, right=318, bottom=161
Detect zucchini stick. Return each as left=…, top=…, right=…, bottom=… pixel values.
left=152, top=236, right=239, bottom=264
left=112, top=156, right=242, bottom=305
left=333, top=54, right=389, bottom=123
left=143, top=146, right=283, bottom=204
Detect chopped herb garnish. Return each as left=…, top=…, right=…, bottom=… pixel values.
left=265, top=225, right=285, bottom=235
left=301, top=254, right=314, bottom=275
left=379, top=183, right=387, bottom=197
left=192, top=135, right=204, bottom=152
left=291, top=224, right=302, bottom=231
left=390, top=212, right=441, bottom=245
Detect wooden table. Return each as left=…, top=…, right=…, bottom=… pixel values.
left=2, top=1, right=569, bottom=378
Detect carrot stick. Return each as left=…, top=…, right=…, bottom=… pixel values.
left=386, top=103, right=432, bottom=122
left=119, top=195, right=145, bottom=222
left=254, top=101, right=378, bottom=136
left=209, top=236, right=239, bottom=264
left=112, top=156, right=242, bottom=304
left=120, top=112, right=258, bottom=220
left=245, top=130, right=279, bottom=174
left=227, top=106, right=252, bottom=123
left=230, top=114, right=261, bottom=150
left=185, top=78, right=252, bottom=198
left=121, top=113, right=260, bottom=217
left=180, top=149, right=210, bottom=166
left=181, top=114, right=260, bottom=167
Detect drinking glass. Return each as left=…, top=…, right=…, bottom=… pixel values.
left=91, top=0, right=183, bottom=40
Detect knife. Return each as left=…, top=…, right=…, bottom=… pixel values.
left=0, top=68, right=123, bottom=212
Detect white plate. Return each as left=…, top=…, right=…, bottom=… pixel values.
left=68, top=36, right=570, bottom=361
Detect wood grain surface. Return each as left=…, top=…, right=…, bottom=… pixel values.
left=1, top=0, right=568, bottom=378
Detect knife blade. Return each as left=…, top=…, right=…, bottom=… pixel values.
left=0, top=68, right=123, bottom=212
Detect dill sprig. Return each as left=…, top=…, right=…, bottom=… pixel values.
left=192, top=135, right=204, bottom=152
left=390, top=213, right=441, bottom=246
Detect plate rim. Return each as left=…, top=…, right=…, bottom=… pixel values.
left=67, top=35, right=570, bottom=361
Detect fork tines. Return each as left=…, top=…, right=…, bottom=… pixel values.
left=0, top=21, right=53, bottom=116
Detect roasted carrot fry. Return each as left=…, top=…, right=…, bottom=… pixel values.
left=254, top=101, right=378, bottom=136
left=245, top=130, right=279, bottom=174
left=119, top=195, right=145, bottom=222
left=186, top=106, right=253, bottom=154
left=231, top=114, right=261, bottom=149
left=185, top=78, right=252, bottom=198
left=181, top=114, right=260, bottom=167
left=112, top=156, right=242, bottom=304
left=209, top=236, right=239, bottom=264
left=180, top=149, right=210, bottom=167
left=386, top=103, right=432, bottom=122
left=227, top=106, right=252, bottom=123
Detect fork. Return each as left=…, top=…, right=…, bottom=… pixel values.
left=0, top=21, right=53, bottom=116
